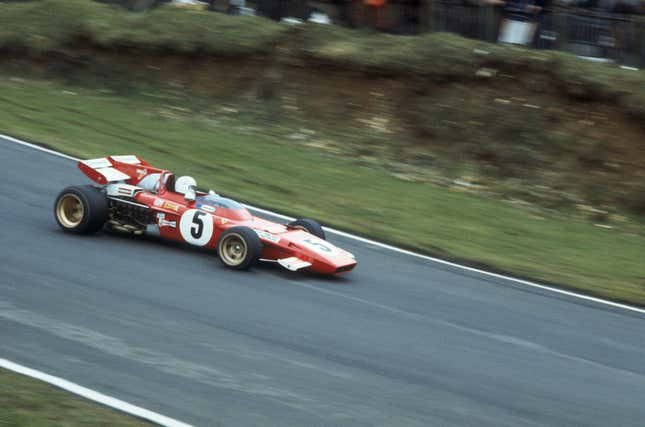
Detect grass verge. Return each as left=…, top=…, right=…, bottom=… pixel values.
left=0, top=74, right=644, bottom=305
left=0, top=368, right=152, bottom=426
left=0, top=0, right=288, bottom=56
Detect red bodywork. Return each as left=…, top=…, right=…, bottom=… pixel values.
left=79, top=155, right=357, bottom=275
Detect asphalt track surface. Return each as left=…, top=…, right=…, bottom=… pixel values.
left=1, top=138, right=645, bottom=427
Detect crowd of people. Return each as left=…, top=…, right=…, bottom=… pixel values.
left=318, top=0, right=643, bottom=65
left=96, top=0, right=644, bottom=65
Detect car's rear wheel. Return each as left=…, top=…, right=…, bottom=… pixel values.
left=54, top=185, right=108, bottom=234
left=217, top=226, right=262, bottom=270
left=288, top=218, right=326, bottom=240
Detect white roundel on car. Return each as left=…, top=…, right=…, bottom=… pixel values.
left=300, top=237, right=338, bottom=256
left=180, top=209, right=214, bottom=246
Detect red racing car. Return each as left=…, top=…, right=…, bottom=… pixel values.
left=54, top=155, right=356, bottom=274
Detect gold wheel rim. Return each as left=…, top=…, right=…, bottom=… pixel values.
left=220, top=234, right=247, bottom=266
left=56, top=194, right=84, bottom=228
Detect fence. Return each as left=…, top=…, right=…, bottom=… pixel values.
left=428, top=1, right=645, bottom=67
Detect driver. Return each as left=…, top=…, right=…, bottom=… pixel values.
left=175, top=176, right=197, bottom=195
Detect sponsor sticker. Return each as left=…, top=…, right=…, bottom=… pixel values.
left=156, top=213, right=176, bottom=228
left=153, top=198, right=163, bottom=207
left=220, top=218, right=229, bottom=225
left=255, top=230, right=281, bottom=243
left=136, top=168, right=147, bottom=179
left=197, top=204, right=216, bottom=213
left=163, top=201, right=180, bottom=212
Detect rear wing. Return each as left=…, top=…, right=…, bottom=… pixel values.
left=78, top=155, right=162, bottom=185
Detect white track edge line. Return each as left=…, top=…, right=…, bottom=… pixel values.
left=3, top=134, right=644, bottom=315
left=0, top=358, right=193, bottom=427
left=1, top=134, right=79, bottom=161
left=245, top=204, right=645, bottom=314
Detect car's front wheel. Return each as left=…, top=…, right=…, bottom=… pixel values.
left=288, top=218, right=326, bottom=240
left=54, top=185, right=108, bottom=234
left=217, top=226, right=262, bottom=270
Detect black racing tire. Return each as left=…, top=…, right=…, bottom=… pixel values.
left=288, top=218, right=326, bottom=240
left=54, top=185, right=108, bottom=234
left=217, top=226, right=262, bottom=270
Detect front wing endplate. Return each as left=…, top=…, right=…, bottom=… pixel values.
left=277, top=257, right=312, bottom=271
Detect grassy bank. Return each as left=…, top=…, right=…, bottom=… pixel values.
left=1, top=74, right=643, bottom=305
left=0, top=368, right=152, bottom=426
left=1, top=0, right=643, bottom=108
left=0, top=0, right=288, bottom=55
left=301, top=25, right=645, bottom=123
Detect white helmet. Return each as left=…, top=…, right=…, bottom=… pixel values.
left=175, top=176, right=197, bottom=194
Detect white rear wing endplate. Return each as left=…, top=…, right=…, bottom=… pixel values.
left=81, top=158, right=130, bottom=183
left=110, top=155, right=141, bottom=165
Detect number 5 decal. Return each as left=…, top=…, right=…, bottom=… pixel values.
left=191, top=211, right=205, bottom=239
left=302, top=238, right=338, bottom=255
left=180, top=209, right=214, bottom=246
left=304, top=238, right=332, bottom=253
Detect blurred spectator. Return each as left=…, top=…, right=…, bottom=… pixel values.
left=392, top=0, right=421, bottom=34
left=609, top=0, right=643, bottom=65
left=495, top=0, right=546, bottom=44
left=364, top=0, right=388, bottom=29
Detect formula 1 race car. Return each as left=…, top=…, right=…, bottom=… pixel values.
left=54, top=155, right=356, bottom=274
